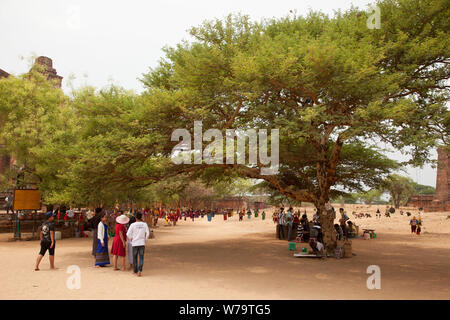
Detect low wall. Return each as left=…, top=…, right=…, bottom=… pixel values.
left=0, top=213, right=80, bottom=238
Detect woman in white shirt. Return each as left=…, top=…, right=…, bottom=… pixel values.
left=94, top=213, right=110, bottom=267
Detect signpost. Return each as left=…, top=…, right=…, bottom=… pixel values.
left=12, top=189, right=41, bottom=239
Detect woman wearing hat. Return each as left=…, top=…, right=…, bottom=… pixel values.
left=111, top=214, right=129, bottom=271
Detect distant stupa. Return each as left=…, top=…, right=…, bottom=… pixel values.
left=30, top=56, right=63, bottom=88
left=432, top=147, right=450, bottom=211
left=407, top=147, right=450, bottom=212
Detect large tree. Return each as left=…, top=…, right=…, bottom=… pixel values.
left=0, top=69, right=71, bottom=199
left=381, top=174, right=415, bottom=208
left=60, top=0, right=448, bottom=251
left=138, top=1, right=448, bottom=249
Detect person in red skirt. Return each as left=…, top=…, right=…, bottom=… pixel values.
left=111, top=214, right=129, bottom=271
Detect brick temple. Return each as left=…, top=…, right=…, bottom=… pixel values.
left=30, top=56, right=63, bottom=87
left=407, top=147, right=450, bottom=212
left=429, top=147, right=450, bottom=211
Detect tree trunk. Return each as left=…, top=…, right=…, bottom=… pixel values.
left=315, top=155, right=337, bottom=254
left=317, top=198, right=335, bottom=254
left=393, top=194, right=400, bottom=209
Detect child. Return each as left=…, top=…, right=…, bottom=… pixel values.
left=416, top=218, right=422, bottom=235
left=272, top=212, right=278, bottom=224
left=410, top=216, right=418, bottom=234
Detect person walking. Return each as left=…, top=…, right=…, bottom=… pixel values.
left=126, top=212, right=150, bottom=277
left=95, top=213, right=110, bottom=267
left=35, top=212, right=57, bottom=271
left=111, top=214, right=129, bottom=271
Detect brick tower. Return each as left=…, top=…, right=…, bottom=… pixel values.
left=0, top=69, right=11, bottom=177
left=32, top=56, right=63, bottom=88
left=432, top=147, right=450, bottom=211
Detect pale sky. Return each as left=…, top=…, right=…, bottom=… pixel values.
left=0, top=0, right=438, bottom=187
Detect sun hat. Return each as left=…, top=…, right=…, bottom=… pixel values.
left=116, top=214, right=130, bottom=224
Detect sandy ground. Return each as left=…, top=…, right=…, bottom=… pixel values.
left=0, top=205, right=449, bottom=300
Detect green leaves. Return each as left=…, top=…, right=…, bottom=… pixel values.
left=379, top=173, right=416, bottom=208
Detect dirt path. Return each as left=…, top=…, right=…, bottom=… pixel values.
left=0, top=209, right=449, bottom=299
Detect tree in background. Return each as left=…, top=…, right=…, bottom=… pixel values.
left=413, top=183, right=436, bottom=195
left=0, top=69, right=70, bottom=198
left=356, top=189, right=385, bottom=205
left=380, top=174, right=415, bottom=208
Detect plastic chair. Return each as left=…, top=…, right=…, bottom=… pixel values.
left=288, top=242, right=296, bottom=251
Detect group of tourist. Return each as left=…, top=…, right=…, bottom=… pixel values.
left=273, top=207, right=297, bottom=241
left=88, top=208, right=150, bottom=276
left=273, top=205, right=360, bottom=256
left=409, top=216, right=423, bottom=235
left=35, top=208, right=151, bottom=277
left=33, top=205, right=270, bottom=273
left=131, top=207, right=267, bottom=225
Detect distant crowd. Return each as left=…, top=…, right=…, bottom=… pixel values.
left=32, top=203, right=424, bottom=270
left=272, top=205, right=358, bottom=256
